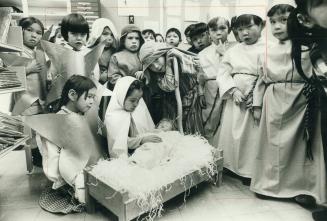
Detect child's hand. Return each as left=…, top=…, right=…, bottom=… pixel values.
left=26, top=60, right=42, bottom=74
left=167, top=48, right=182, bottom=60
left=246, top=96, right=253, bottom=108
left=135, top=71, right=145, bottom=80
left=232, top=88, right=245, bottom=105
left=109, top=73, right=121, bottom=84
left=216, top=39, right=226, bottom=55
left=141, top=135, right=162, bottom=144
left=252, top=107, right=262, bottom=125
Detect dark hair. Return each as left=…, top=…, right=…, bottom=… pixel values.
left=141, top=29, right=156, bottom=38
left=18, top=17, right=44, bottom=35
left=60, top=13, right=89, bottom=41
left=184, top=24, right=195, bottom=37
left=208, top=17, right=231, bottom=33
left=287, top=0, right=326, bottom=81
left=188, top=22, right=207, bottom=38
left=287, top=0, right=327, bottom=161
left=119, top=30, right=144, bottom=51
left=155, top=33, right=164, bottom=41
left=234, top=14, right=263, bottom=29
left=59, top=75, right=96, bottom=107
left=268, top=4, right=295, bottom=17
left=125, top=80, right=143, bottom=100
left=231, top=16, right=238, bottom=30
left=165, top=28, right=182, bottom=42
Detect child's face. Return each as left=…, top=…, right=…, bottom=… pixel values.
left=149, top=56, right=165, bottom=73
left=67, top=31, right=87, bottom=51
left=143, top=32, right=155, bottom=42
left=191, top=32, right=210, bottom=51
left=124, top=32, right=140, bottom=52
left=100, top=27, right=114, bottom=47
left=23, top=23, right=43, bottom=49
left=156, top=35, right=164, bottom=43
left=270, top=12, right=290, bottom=42
left=55, top=32, right=66, bottom=46
left=209, top=19, right=229, bottom=45
left=156, top=120, right=173, bottom=132
left=76, top=88, right=97, bottom=113
left=166, top=32, right=180, bottom=47
left=237, top=20, right=263, bottom=45
left=124, top=89, right=143, bottom=112
left=306, top=1, right=327, bottom=28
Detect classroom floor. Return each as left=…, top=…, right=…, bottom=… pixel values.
left=0, top=150, right=316, bottom=221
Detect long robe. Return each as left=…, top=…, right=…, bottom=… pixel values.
left=199, top=42, right=236, bottom=144
left=250, top=41, right=327, bottom=204
left=216, top=39, right=265, bottom=178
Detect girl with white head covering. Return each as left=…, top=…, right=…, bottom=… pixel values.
left=105, top=76, right=161, bottom=158
left=88, top=18, right=119, bottom=84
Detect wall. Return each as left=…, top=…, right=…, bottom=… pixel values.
left=100, top=0, right=267, bottom=40
left=100, top=0, right=163, bottom=34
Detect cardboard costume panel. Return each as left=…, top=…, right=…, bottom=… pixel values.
left=1, top=51, right=48, bottom=115
left=22, top=80, right=111, bottom=183
left=0, top=53, right=31, bottom=67
left=23, top=113, right=106, bottom=185
left=41, top=40, right=106, bottom=104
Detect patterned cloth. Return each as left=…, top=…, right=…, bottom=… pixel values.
left=39, top=184, right=84, bottom=214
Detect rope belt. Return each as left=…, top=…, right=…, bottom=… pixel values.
left=231, top=72, right=257, bottom=77
left=266, top=80, right=305, bottom=86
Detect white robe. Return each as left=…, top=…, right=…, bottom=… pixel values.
left=250, top=41, right=327, bottom=204
left=199, top=42, right=236, bottom=144
left=105, top=76, right=155, bottom=158
left=216, top=39, right=265, bottom=178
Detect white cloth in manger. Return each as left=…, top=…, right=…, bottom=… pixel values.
left=92, top=131, right=217, bottom=199
left=129, top=140, right=173, bottom=170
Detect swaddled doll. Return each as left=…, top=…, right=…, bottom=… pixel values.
left=129, top=118, right=175, bottom=169
left=129, top=141, right=172, bottom=169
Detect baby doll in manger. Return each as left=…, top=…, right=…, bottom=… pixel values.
left=129, top=118, right=176, bottom=169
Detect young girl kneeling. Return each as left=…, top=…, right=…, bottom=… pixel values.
left=105, top=76, right=162, bottom=158
left=36, top=75, right=97, bottom=209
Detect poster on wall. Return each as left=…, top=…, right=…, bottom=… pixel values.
left=117, top=0, right=149, bottom=16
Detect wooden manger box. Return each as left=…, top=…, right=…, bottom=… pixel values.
left=84, top=149, right=223, bottom=221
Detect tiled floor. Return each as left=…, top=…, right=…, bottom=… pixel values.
left=0, top=150, right=315, bottom=221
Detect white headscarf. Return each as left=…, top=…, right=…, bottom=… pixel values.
left=87, top=18, right=119, bottom=48
left=105, top=76, right=155, bottom=158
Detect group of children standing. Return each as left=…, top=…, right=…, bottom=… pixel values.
left=7, top=0, right=327, bottom=219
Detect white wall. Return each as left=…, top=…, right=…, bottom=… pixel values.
left=0, top=94, right=11, bottom=114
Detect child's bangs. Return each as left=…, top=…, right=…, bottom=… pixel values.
left=68, top=22, right=89, bottom=34
left=267, top=4, right=295, bottom=17
left=235, top=14, right=262, bottom=28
